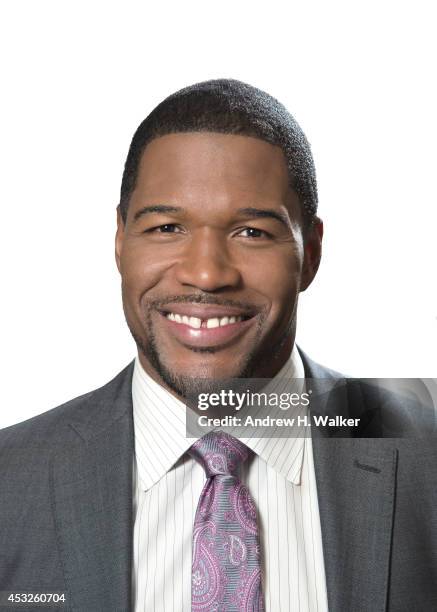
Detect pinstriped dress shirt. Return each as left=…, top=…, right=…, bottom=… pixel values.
left=132, top=347, right=329, bottom=611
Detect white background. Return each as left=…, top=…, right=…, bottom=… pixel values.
left=1, top=1, right=436, bottom=428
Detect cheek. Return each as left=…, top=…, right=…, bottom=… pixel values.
left=120, top=242, right=171, bottom=297
left=241, top=246, right=303, bottom=311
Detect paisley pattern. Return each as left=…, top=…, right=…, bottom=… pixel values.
left=189, top=432, right=264, bottom=611
left=197, top=478, right=223, bottom=517
left=206, top=452, right=228, bottom=475
left=232, top=482, right=258, bottom=535
left=237, top=568, right=264, bottom=612
left=191, top=522, right=225, bottom=610
left=226, top=534, right=247, bottom=566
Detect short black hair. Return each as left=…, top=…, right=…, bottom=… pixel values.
left=119, top=79, right=318, bottom=227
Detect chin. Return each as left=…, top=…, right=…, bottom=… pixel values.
left=165, top=357, right=245, bottom=382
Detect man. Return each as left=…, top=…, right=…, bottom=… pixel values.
left=0, top=79, right=436, bottom=612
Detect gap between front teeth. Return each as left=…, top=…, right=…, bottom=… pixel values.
left=166, top=313, right=243, bottom=329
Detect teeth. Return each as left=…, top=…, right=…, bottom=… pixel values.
left=206, top=318, right=220, bottom=329
left=166, top=312, right=244, bottom=329
left=189, top=316, right=202, bottom=329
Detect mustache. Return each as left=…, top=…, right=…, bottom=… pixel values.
left=144, top=294, right=263, bottom=315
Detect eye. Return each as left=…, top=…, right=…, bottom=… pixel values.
left=237, top=227, right=271, bottom=239
left=146, top=223, right=183, bottom=233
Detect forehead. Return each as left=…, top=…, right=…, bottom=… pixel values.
left=136, top=132, right=289, bottom=197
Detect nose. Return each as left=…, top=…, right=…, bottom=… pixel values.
left=174, top=228, right=242, bottom=292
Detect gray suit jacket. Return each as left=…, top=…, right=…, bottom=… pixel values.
left=1, top=350, right=437, bottom=611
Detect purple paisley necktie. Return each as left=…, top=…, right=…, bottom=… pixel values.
left=189, top=431, right=264, bottom=611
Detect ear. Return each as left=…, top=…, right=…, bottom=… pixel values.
left=300, top=217, right=323, bottom=292
left=115, top=205, right=125, bottom=273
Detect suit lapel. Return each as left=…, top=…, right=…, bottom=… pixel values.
left=300, top=349, right=397, bottom=612
left=50, top=363, right=135, bottom=611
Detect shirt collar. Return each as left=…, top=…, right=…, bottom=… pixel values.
left=239, top=349, right=307, bottom=485
left=132, top=345, right=307, bottom=491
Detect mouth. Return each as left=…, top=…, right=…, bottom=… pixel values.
left=164, top=312, right=250, bottom=329
left=156, top=304, right=258, bottom=349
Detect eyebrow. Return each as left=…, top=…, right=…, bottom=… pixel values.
left=132, top=204, right=291, bottom=229
left=236, top=207, right=291, bottom=229
left=133, top=205, right=183, bottom=222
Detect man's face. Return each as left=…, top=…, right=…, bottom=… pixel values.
left=116, top=132, right=322, bottom=397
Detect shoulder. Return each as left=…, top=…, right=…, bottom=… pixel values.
left=0, top=361, right=135, bottom=451
left=297, top=346, right=436, bottom=437
left=297, top=346, right=347, bottom=380
left=0, top=362, right=134, bottom=546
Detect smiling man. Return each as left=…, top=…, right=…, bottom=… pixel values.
left=1, top=79, right=436, bottom=612
left=116, top=130, right=321, bottom=392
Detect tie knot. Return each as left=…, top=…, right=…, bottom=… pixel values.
left=188, top=431, right=249, bottom=477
